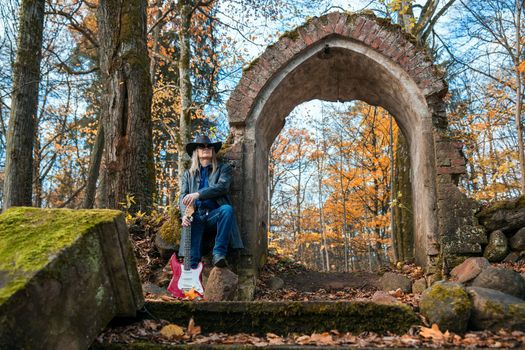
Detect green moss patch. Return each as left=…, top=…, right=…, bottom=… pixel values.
left=0, top=207, right=121, bottom=304
left=144, top=300, right=419, bottom=335
left=158, top=208, right=181, bottom=245
left=477, top=195, right=525, bottom=217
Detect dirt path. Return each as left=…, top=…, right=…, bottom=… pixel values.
left=279, top=270, right=381, bottom=292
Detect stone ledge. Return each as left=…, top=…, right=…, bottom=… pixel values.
left=144, top=300, right=419, bottom=335
left=0, top=207, right=143, bottom=350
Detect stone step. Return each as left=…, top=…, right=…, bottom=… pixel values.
left=93, top=299, right=419, bottom=342
left=91, top=301, right=419, bottom=348
left=144, top=300, right=419, bottom=335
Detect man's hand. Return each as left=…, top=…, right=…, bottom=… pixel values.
left=182, top=192, right=199, bottom=206
left=181, top=215, right=192, bottom=227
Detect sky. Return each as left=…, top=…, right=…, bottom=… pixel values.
left=209, top=0, right=458, bottom=139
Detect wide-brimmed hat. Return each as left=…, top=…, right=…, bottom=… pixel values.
left=185, top=135, right=222, bottom=156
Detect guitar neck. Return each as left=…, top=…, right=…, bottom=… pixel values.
left=183, top=225, right=192, bottom=270
left=183, top=202, right=195, bottom=271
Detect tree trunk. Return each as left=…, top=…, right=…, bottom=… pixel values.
left=392, top=131, right=414, bottom=262
left=389, top=114, right=397, bottom=262
left=32, top=135, right=42, bottom=207
left=317, top=149, right=329, bottom=272
left=3, top=0, right=45, bottom=210
left=83, top=121, right=104, bottom=209
left=516, top=0, right=525, bottom=195
left=339, top=129, right=350, bottom=271
left=98, top=0, right=154, bottom=213
left=177, top=1, right=193, bottom=190
left=149, top=0, right=164, bottom=86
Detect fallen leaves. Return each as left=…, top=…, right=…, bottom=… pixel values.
left=187, top=318, right=201, bottom=337
left=95, top=319, right=525, bottom=349
left=120, top=245, right=525, bottom=349
left=156, top=318, right=202, bottom=342
left=419, top=323, right=449, bottom=341
left=184, top=288, right=202, bottom=301
left=159, top=324, right=184, bottom=340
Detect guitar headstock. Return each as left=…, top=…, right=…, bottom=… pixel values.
left=184, top=204, right=195, bottom=218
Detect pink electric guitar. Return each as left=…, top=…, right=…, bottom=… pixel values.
left=167, top=205, right=204, bottom=299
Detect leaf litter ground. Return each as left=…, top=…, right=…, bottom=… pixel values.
left=93, top=220, right=525, bottom=348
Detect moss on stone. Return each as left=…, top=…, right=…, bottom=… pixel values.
left=477, top=195, right=525, bottom=217
left=423, top=282, right=471, bottom=316
left=0, top=207, right=121, bottom=305
left=158, top=208, right=181, bottom=245
left=216, top=140, right=233, bottom=160
left=279, top=28, right=300, bottom=41
left=241, top=56, right=260, bottom=72
left=144, top=300, right=419, bottom=335
left=508, top=303, right=525, bottom=319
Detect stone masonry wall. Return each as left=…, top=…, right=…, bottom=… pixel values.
left=226, top=12, right=478, bottom=297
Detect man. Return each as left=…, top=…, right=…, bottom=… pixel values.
left=179, top=135, right=243, bottom=268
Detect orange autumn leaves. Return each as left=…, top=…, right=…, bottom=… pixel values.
left=447, top=83, right=523, bottom=201
left=269, top=102, right=397, bottom=268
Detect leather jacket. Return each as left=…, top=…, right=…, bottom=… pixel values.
left=179, top=161, right=244, bottom=251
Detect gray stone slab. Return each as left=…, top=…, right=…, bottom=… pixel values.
left=0, top=207, right=143, bottom=350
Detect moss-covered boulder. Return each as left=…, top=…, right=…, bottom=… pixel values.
left=468, top=287, right=525, bottom=331
left=0, top=207, right=143, bottom=350
left=420, top=281, right=472, bottom=333
left=477, top=195, right=525, bottom=233
left=484, top=230, right=509, bottom=262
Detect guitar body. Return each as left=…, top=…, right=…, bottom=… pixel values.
left=167, top=253, right=204, bottom=298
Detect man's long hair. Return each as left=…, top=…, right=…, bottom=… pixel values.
left=189, top=148, right=218, bottom=177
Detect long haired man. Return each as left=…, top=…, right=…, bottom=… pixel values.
left=180, top=135, right=244, bottom=268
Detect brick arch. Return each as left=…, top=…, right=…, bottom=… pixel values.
left=225, top=12, right=477, bottom=300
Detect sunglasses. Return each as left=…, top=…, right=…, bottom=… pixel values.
left=197, top=144, right=213, bottom=149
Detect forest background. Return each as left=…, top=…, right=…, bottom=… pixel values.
left=0, top=0, right=524, bottom=272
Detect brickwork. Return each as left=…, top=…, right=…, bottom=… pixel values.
left=224, top=12, right=477, bottom=299
left=228, top=12, right=446, bottom=123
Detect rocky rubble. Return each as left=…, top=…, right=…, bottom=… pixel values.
left=422, top=257, right=525, bottom=332
left=477, top=196, right=525, bottom=264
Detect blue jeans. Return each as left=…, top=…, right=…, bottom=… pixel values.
left=190, top=204, right=234, bottom=268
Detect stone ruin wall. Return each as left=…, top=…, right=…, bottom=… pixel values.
left=221, top=12, right=485, bottom=297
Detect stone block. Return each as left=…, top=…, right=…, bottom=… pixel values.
left=267, top=276, right=285, bottom=290
left=503, top=251, right=523, bottom=263
left=442, top=241, right=482, bottom=254
left=420, top=281, right=471, bottom=333
left=510, top=227, right=525, bottom=251
left=412, top=278, right=427, bottom=294
left=450, top=257, right=490, bottom=283
left=484, top=230, right=509, bottom=262
left=380, top=272, right=412, bottom=292
left=145, top=300, right=419, bottom=335
left=372, top=291, right=404, bottom=306
left=0, top=207, right=143, bottom=350
left=204, top=267, right=238, bottom=301
left=472, top=267, right=525, bottom=299
left=467, top=286, right=525, bottom=331
left=477, top=196, right=525, bottom=233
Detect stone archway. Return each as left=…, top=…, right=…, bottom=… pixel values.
left=223, top=12, right=482, bottom=300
